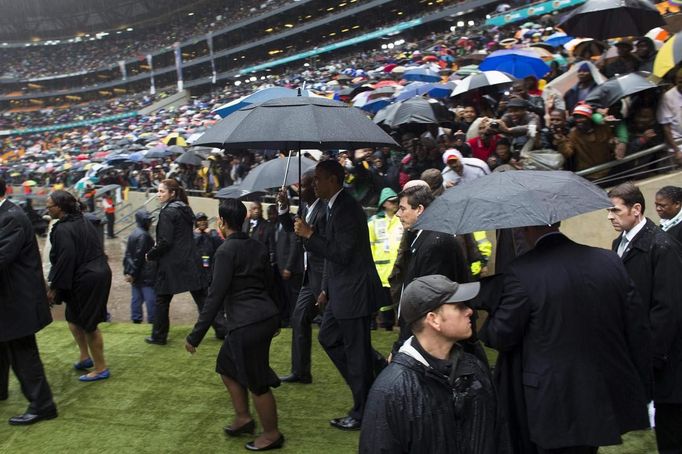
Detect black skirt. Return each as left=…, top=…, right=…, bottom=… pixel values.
left=63, top=260, right=112, bottom=333
left=216, top=315, right=280, bottom=395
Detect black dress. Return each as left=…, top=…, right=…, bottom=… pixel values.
left=49, top=213, right=112, bottom=332
left=186, top=232, right=280, bottom=395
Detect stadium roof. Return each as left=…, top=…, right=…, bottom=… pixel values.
left=0, top=0, right=209, bottom=42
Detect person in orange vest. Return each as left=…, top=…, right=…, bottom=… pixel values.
left=101, top=192, right=116, bottom=239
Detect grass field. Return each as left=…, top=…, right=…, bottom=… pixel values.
left=0, top=322, right=657, bottom=453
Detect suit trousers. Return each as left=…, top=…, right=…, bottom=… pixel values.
left=318, top=310, right=373, bottom=421
left=0, top=335, right=56, bottom=414
left=281, top=273, right=303, bottom=324
left=655, top=402, right=682, bottom=453
left=536, top=447, right=598, bottom=454
left=151, top=290, right=227, bottom=341
left=289, top=285, right=318, bottom=379
left=0, top=343, right=9, bottom=399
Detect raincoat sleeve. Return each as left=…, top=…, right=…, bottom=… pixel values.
left=147, top=208, right=174, bottom=260
left=48, top=224, right=77, bottom=291
left=359, top=387, right=410, bottom=454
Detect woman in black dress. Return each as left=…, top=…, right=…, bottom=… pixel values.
left=186, top=199, right=283, bottom=452
left=46, top=191, right=112, bottom=382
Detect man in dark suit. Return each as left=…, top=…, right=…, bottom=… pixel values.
left=0, top=179, right=57, bottom=425
left=294, top=160, right=383, bottom=430
left=607, top=182, right=682, bottom=454
left=246, top=201, right=276, bottom=266
left=269, top=204, right=303, bottom=327
left=476, top=223, right=651, bottom=454
left=393, top=185, right=470, bottom=353
left=277, top=171, right=326, bottom=384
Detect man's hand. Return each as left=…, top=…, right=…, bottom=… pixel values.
left=316, top=291, right=328, bottom=309
left=642, top=129, right=657, bottom=141
left=185, top=340, right=196, bottom=354
left=281, top=269, right=292, bottom=280
left=276, top=189, right=289, bottom=210
left=294, top=218, right=313, bottom=239
left=124, top=275, right=133, bottom=284
left=47, top=288, right=56, bottom=306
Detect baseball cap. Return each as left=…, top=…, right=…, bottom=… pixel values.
left=400, top=275, right=480, bottom=326
left=442, top=149, right=463, bottom=164
left=573, top=103, right=593, bottom=118
left=195, top=211, right=208, bottom=220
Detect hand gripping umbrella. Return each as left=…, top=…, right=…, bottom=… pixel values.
left=413, top=170, right=611, bottom=235
left=194, top=95, right=397, bottom=193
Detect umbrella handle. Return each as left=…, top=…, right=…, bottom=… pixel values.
left=281, top=150, right=293, bottom=191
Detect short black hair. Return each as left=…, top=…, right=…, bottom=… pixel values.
left=398, top=186, right=434, bottom=210
left=656, top=186, right=682, bottom=204
left=608, top=182, right=645, bottom=213
left=0, top=178, right=6, bottom=197
left=49, top=190, right=80, bottom=215
left=219, top=198, right=247, bottom=231
left=317, top=160, right=345, bottom=187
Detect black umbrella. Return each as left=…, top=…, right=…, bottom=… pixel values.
left=215, top=185, right=265, bottom=200
left=450, top=70, right=516, bottom=98
left=559, top=0, right=665, bottom=41
left=174, top=150, right=203, bottom=166
left=94, top=184, right=121, bottom=198
left=168, top=145, right=185, bottom=155
left=373, top=97, right=453, bottom=128
left=585, top=72, right=658, bottom=108
left=413, top=171, right=611, bottom=235
left=238, top=155, right=318, bottom=193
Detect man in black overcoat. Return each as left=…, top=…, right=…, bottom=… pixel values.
left=476, top=224, right=651, bottom=454
left=277, top=170, right=326, bottom=383
left=607, top=182, right=682, bottom=454
left=294, top=160, right=384, bottom=430
left=0, top=179, right=57, bottom=425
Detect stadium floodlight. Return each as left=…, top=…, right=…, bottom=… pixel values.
left=234, top=81, right=242, bottom=86
left=467, top=20, right=474, bottom=26
left=381, top=44, right=387, bottom=49
left=456, top=21, right=464, bottom=27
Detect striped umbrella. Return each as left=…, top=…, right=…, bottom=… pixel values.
left=653, top=31, right=682, bottom=78
left=450, top=71, right=516, bottom=98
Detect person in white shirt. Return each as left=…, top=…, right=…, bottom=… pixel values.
left=441, top=149, right=490, bottom=188
left=657, top=68, right=682, bottom=162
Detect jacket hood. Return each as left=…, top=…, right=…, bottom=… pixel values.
left=166, top=200, right=196, bottom=224
left=135, top=209, right=152, bottom=228
left=377, top=187, right=398, bottom=209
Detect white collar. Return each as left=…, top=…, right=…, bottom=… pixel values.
left=327, top=188, right=343, bottom=209
left=0, top=197, right=6, bottom=208
left=623, top=217, right=647, bottom=243
left=398, top=336, right=431, bottom=368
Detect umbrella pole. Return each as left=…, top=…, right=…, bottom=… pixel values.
left=282, top=150, right=293, bottom=191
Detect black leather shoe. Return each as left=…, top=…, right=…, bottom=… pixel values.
left=329, top=416, right=361, bottom=431
left=245, top=434, right=285, bottom=451
left=9, top=410, right=58, bottom=425
left=145, top=337, right=167, bottom=345
left=224, top=419, right=255, bottom=436
left=279, top=374, right=312, bottom=384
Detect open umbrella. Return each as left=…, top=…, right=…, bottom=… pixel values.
left=167, top=145, right=186, bottom=155
left=479, top=49, right=551, bottom=79
left=145, top=146, right=172, bottom=159
left=373, top=97, right=452, bottom=128
left=162, top=133, right=187, bottom=147
left=425, top=82, right=458, bottom=99
left=94, top=184, right=121, bottom=198
left=451, top=71, right=516, bottom=98
left=543, top=32, right=573, bottom=48
left=413, top=171, right=611, bottom=235
left=215, top=185, right=266, bottom=200
left=653, top=31, right=682, bottom=78
left=559, top=0, right=665, bottom=41
left=393, top=82, right=431, bottom=102
left=402, top=67, right=442, bottom=82
left=238, top=156, right=318, bottom=192
left=22, top=180, right=37, bottom=187
left=174, top=149, right=203, bottom=166
left=584, top=72, right=658, bottom=107
left=212, top=87, right=313, bottom=118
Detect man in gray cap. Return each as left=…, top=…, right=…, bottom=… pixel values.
left=360, top=275, right=502, bottom=454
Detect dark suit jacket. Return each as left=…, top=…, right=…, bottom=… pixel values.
left=0, top=200, right=52, bottom=342
left=246, top=218, right=276, bottom=265
left=480, top=233, right=650, bottom=449
left=612, top=219, right=682, bottom=403
left=404, top=230, right=470, bottom=285
left=274, top=223, right=303, bottom=275
left=664, top=222, right=682, bottom=244
left=303, top=190, right=383, bottom=319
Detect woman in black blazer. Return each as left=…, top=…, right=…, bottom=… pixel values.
left=186, top=199, right=283, bottom=452
left=656, top=186, right=682, bottom=243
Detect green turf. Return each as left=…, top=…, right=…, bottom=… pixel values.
left=0, top=322, right=657, bottom=453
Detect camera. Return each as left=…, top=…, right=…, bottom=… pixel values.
left=489, top=121, right=500, bottom=130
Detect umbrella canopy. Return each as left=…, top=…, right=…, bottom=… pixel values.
left=559, top=0, right=665, bottom=41
left=174, top=150, right=203, bottom=166
left=373, top=97, right=452, bottom=128
left=360, top=98, right=393, bottom=114
left=453, top=64, right=480, bottom=77
left=145, top=146, right=172, bottom=159
left=212, top=87, right=313, bottom=118
left=195, top=97, right=397, bottom=150
left=479, top=49, right=551, bottom=78
left=426, top=82, right=458, bottom=99
left=402, top=67, right=442, bottom=82
left=653, top=31, right=682, bottom=78
left=214, top=185, right=266, bottom=200
left=393, top=82, right=432, bottom=102
left=451, top=71, right=516, bottom=98
left=238, top=155, right=318, bottom=192
left=22, top=180, right=37, bottom=187
left=162, top=133, right=187, bottom=147
left=413, top=171, right=611, bottom=235
left=543, top=32, right=573, bottom=47
left=168, top=145, right=186, bottom=155
left=584, top=72, right=658, bottom=107
left=94, top=184, right=121, bottom=198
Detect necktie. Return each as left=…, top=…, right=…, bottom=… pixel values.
left=617, top=235, right=629, bottom=257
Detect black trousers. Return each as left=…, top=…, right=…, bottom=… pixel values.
left=655, top=402, right=682, bottom=454
left=318, top=310, right=373, bottom=421
left=536, top=447, right=598, bottom=454
left=289, top=285, right=318, bottom=379
left=0, top=335, right=56, bottom=414
left=151, top=290, right=227, bottom=341
left=105, top=212, right=115, bottom=238
left=281, top=273, right=303, bottom=324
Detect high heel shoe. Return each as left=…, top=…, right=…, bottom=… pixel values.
left=245, top=434, right=285, bottom=451
left=223, top=419, right=256, bottom=436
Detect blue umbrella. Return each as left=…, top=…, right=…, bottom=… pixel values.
left=479, top=49, right=550, bottom=79
left=127, top=151, right=145, bottom=162
left=145, top=146, right=172, bottom=159
left=401, top=67, right=442, bottom=83
left=360, top=98, right=393, bottom=114
left=426, top=82, right=458, bottom=99
left=393, top=82, right=431, bottom=102
left=213, top=87, right=313, bottom=118
left=105, top=154, right=131, bottom=164
left=544, top=33, right=573, bottom=47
